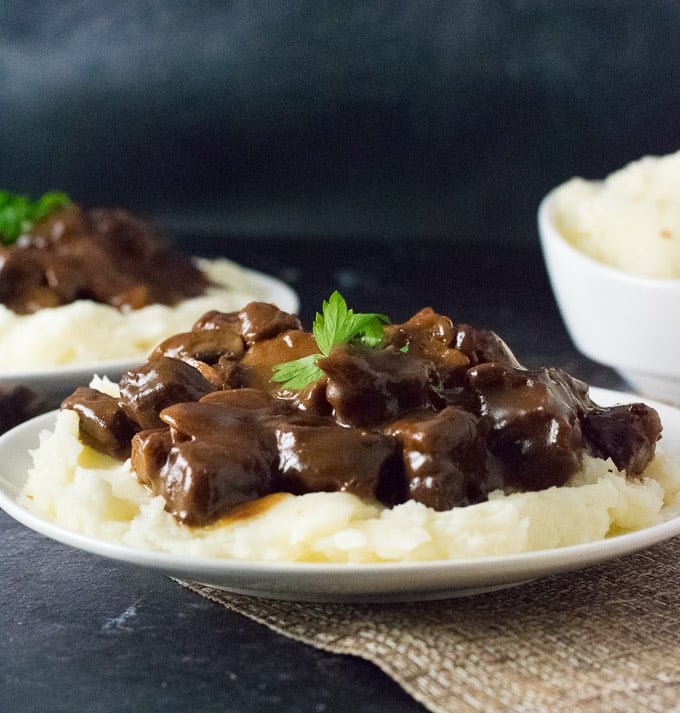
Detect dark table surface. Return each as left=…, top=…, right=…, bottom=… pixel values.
left=0, top=237, right=626, bottom=713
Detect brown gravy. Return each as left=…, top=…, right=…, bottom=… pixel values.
left=62, top=301, right=663, bottom=527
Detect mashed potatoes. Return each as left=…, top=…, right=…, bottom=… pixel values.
left=552, top=150, right=680, bottom=278
left=19, top=377, right=680, bottom=563
left=0, top=258, right=292, bottom=370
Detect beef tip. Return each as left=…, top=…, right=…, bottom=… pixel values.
left=160, top=437, right=278, bottom=526
left=238, top=302, right=302, bottom=344
left=62, top=386, right=138, bottom=460
left=84, top=208, right=209, bottom=307
left=25, top=203, right=90, bottom=245
left=386, top=406, right=500, bottom=510
left=273, top=415, right=405, bottom=505
left=319, top=344, right=445, bottom=428
left=582, top=403, right=662, bottom=476
left=454, top=324, right=521, bottom=368
left=206, top=354, right=243, bottom=389
left=119, top=357, right=218, bottom=430
left=184, top=386, right=281, bottom=416
left=151, top=326, right=244, bottom=366
left=385, top=308, right=470, bottom=386
left=192, top=309, right=241, bottom=332
left=131, top=428, right=173, bottom=489
left=239, top=329, right=319, bottom=392
left=154, top=397, right=280, bottom=525
left=466, top=364, right=590, bottom=490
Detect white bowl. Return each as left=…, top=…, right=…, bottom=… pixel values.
left=538, top=185, right=680, bottom=404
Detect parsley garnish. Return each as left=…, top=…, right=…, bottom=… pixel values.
left=272, top=291, right=390, bottom=390
left=0, top=190, right=72, bottom=246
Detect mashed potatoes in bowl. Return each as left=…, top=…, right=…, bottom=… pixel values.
left=550, top=150, right=680, bottom=279
left=539, top=150, right=680, bottom=402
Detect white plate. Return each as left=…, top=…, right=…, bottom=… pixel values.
left=1, top=387, right=679, bottom=603
left=0, top=266, right=299, bottom=405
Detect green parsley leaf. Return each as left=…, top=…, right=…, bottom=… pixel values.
left=271, top=291, right=390, bottom=391
left=271, top=354, right=324, bottom=391
left=0, top=190, right=72, bottom=246
left=312, top=291, right=388, bottom=354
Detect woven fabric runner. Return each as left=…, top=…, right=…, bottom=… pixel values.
left=177, top=539, right=680, bottom=713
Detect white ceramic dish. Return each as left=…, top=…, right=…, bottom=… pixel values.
left=0, top=267, right=299, bottom=405
left=1, top=387, right=678, bottom=603
left=538, top=187, right=680, bottom=404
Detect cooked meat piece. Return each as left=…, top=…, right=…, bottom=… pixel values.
left=386, top=406, right=500, bottom=510
left=119, top=357, right=218, bottom=430
left=62, top=386, right=137, bottom=460
left=466, top=364, right=590, bottom=489
left=131, top=428, right=173, bottom=489
left=192, top=309, right=241, bottom=332
left=273, top=413, right=405, bottom=504
left=319, top=344, right=445, bottom=428
left=385, top=308, right=470, bottom=385
left=154, top=395, right=280, bottom=525
left=238, top=302, right=302, bottom=344
left=454, top=323, right=521, bottom=368
left=582, top=403, right=662, bottom=476
left=152, top=326, right=244, bottom=366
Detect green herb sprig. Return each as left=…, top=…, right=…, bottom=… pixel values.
left=0, top=190, right=72, bottom=246
left=271, top=291, right=390, bottom=390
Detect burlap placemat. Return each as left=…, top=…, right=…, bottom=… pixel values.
left=177, top=538, right=680, bottom=713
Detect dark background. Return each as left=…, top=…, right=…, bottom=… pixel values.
left=1, top=0, right=679, bottom=246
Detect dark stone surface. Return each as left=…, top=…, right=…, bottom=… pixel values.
left=0, top=239, right=627, bottom=713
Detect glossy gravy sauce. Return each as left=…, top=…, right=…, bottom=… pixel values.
left=62, top=302, right=662, bottom=527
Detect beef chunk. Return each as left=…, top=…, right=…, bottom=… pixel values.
left=454, top=324, right=521, bottom=368
left=119, top=357, right=218, bottom=430
left=273, top=414, right=405, bottom=504
left=238, top=302, right=302, bottom=344
left=153, top=396, right=280, bottom=525
left=192, top=309, right=241, bottom=332
left=466, top=364, right=591, bottom=489
left=131, top=428, right=173, bottom=489
left=319, top=344, right=445, bottom=428
left=385, top=308, right=470, bottom=386
left=583, top=403, right=662, bottom=476
left=386, top=406, right=500, bottom=510
left=62, top=386, right=137, bottom=460
left=152, top=326, right=244, bottom=365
